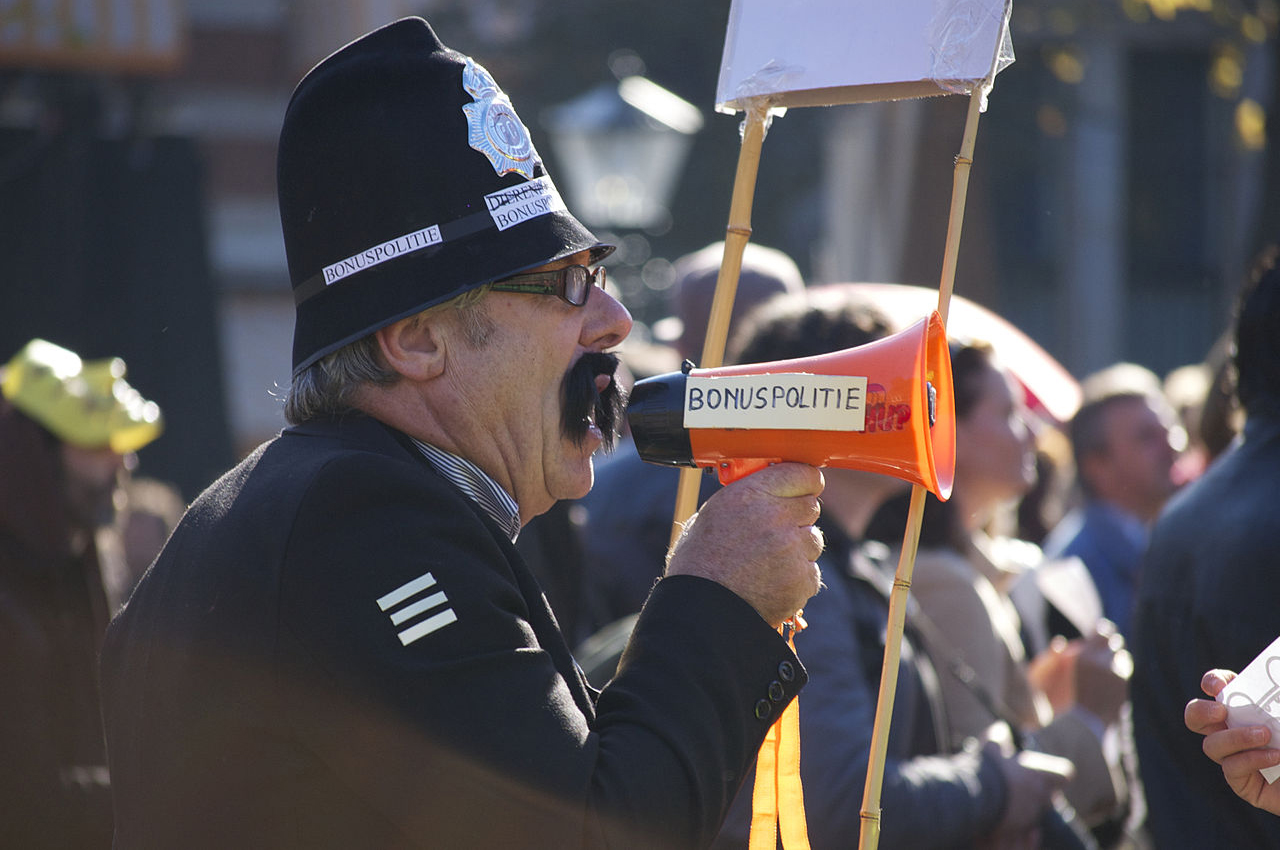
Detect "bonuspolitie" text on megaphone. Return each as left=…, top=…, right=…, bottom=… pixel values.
left=625, top=312, right=955, bottom=498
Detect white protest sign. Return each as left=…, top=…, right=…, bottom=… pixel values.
left=1218, top=635, right=1280, bottom=783
left=716, top=0, right=1014, bottom=112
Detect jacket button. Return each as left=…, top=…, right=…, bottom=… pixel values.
left=768, top=681, right=786, bottom=702
left=778, top=661, right=796, bottom=682
left=754, top=699, right=772, bottom=720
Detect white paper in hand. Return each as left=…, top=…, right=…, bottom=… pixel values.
left=1218, top=635, right=1280, bottom=784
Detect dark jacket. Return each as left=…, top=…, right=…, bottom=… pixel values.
left=1131, top=412, right=1280, bottom=848
left=101, top=414, right=803, bottom=848
left=0, top=401, right=114, bottom=848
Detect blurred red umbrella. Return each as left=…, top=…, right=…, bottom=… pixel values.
left=830, top=282, right=1082, bottom=426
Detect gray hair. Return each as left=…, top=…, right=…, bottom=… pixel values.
left=283, top=287, right=494, bottom=425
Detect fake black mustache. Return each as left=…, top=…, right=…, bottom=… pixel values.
left=562, top=351, right=626, bottom=451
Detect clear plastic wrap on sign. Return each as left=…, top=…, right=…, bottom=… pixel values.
left=928, top=0, right=1015, bottom=110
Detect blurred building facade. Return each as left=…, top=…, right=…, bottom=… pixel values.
left=0, top=0, right=427, bottom=490
left=1, top=0, right=1274, bottom=487
left=822, top=2, right=1275, bottom=379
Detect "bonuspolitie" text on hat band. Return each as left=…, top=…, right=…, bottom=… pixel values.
left=322, top=225, right=443, bottom=287
left=294, top=175, right=568, bottom=306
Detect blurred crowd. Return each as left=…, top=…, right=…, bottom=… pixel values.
left=519, top=237, right=1269, bottom=849
left=2, top=236, right=1274, bottom=847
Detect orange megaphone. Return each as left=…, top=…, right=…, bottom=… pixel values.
left=626, top=311, right=955, bottom=499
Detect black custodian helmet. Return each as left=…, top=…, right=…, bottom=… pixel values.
left=279, top=16, right=613, bottom=373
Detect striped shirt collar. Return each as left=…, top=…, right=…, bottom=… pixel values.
left=410, top=438, right=521, bottom=542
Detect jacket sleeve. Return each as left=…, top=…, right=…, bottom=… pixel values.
left=280, top=450, right=803, bottom=849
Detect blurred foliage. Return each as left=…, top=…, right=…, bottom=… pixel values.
left=1011, top=0, right=1280, bottom=261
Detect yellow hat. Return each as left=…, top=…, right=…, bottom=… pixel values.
left=1, top=339, right=163, bottom=454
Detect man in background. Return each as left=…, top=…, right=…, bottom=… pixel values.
left=1135, top=246, right=1280, bottom=847
left=1042, top=362, right=1181, bottom=636
left=0, top=337, right=162, bottom=848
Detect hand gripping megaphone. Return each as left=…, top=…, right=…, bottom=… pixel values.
left=626, top=312, right=955, bottom=499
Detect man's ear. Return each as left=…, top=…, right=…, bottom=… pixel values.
left=375, top=314, right=446, bottom=382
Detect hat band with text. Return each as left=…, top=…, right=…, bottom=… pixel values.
left=292, top=175, right=568, bottom=306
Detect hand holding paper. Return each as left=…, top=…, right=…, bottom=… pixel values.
left=1184, top=659, right=1280, bottom=818
left=1217, top=638, right=1280, bottom=784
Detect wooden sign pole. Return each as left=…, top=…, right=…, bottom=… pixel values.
left=858, top=89, right=983, bottom=850
left=669, top=99, right=774, bottom=543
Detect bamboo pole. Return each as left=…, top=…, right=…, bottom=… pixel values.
left=858, top=88, right=983, bottom=850
left=669, top=99, right=774, bottom=543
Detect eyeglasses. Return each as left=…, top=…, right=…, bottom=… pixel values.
left=489, top=264, right=605, bottom=307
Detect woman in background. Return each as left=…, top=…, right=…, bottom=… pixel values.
left=867, top=342, right=1136, bottom=847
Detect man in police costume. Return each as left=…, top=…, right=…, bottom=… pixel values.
left=100, top=17, right=824, bottom=848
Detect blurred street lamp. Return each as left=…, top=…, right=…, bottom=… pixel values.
left=542, top=71, right=704, bottom=232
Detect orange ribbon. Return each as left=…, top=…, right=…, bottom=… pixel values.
left=748, top=617, right=810, bottom=850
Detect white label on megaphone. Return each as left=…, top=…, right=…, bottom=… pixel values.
left=684, top=373, right=868, bottom=431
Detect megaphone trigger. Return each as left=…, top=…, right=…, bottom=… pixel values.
left=626, top=311, right=956, bottom=500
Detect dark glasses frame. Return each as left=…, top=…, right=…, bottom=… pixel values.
left=489, top=264, right=606, bottom=307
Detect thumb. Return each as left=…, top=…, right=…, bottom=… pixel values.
left=740, top=462, right=825, bottom=499
left=1202, top=668, right=1236, bottom=698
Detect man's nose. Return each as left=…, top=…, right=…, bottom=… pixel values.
left=582, top=286, right=633, bottom=350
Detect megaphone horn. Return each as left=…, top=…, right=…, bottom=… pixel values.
left=626, top=311, right=955, bottom=499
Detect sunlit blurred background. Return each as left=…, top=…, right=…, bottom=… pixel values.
left=2, top=0, right=1276, bottom=498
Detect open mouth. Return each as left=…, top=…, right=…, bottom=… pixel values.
left=563, top=352, right=625, bottom=450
